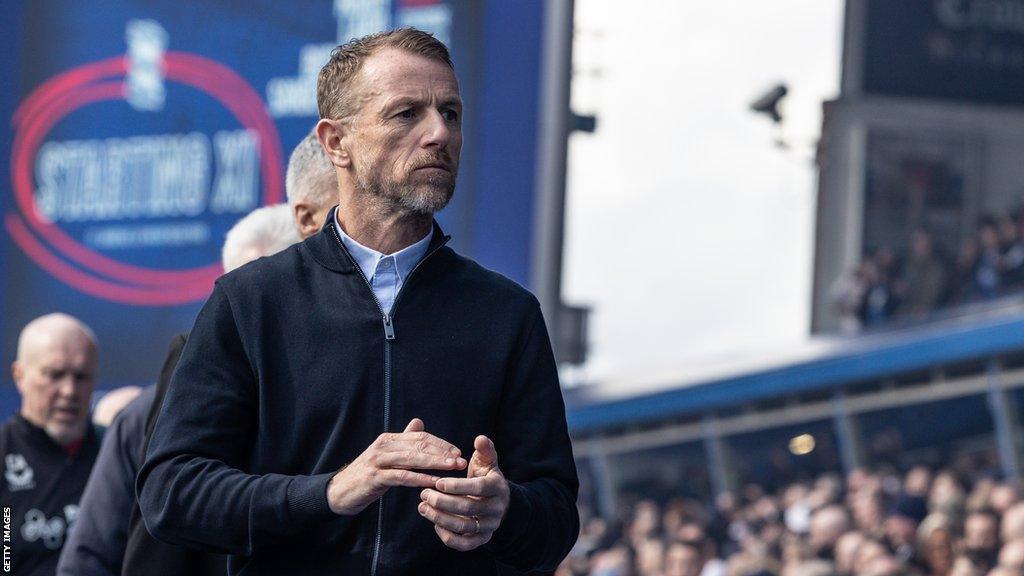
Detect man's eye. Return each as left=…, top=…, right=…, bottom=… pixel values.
left=43, top=369, right=65, bottom=381
left=398, top=109, right=416, bottom=120
left=442, top=109, right=459, bottom=122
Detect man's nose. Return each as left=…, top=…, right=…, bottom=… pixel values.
left=56, top=374, right=78, bottom=396
left=421, top=110, right=451, bottom=149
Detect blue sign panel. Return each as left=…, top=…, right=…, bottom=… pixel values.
left=864, top=0, right=1024, bottom=105
left=0, top=0, right=543, bottom=413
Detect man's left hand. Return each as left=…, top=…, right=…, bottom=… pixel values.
left=418, top=435, right=510, bottom=551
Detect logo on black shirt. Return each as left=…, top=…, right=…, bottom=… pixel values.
left=4, top=454, right=35, bottom=492
left=21, top=509, right=65, bottom=550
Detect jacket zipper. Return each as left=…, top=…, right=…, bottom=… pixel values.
left=328, top=223, right=449, bottom=576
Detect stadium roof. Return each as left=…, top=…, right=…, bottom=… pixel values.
left=565, top=300, right=1024, bottom=434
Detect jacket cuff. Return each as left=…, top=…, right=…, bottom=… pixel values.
left=286, top=473, right=336, bottom=523
left=487, top=481, right=534, bottom=554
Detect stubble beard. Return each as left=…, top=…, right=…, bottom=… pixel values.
left=355, top=155, right=456, bottom=217
left=45, top=418, right=86, bottom=447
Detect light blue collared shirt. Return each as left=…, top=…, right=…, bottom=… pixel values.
left=333, top=212, right=433, bottom=314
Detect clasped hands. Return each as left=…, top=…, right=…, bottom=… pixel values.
left=327, top=418, right=510, bottom=551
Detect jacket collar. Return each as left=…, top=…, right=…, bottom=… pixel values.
left=302, top=205, right=451, bottom=274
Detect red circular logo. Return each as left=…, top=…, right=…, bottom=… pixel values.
left=7, top=53, right=284, bottom=305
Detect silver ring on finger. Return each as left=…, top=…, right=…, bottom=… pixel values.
left=472, top=515, right=481, bottom=536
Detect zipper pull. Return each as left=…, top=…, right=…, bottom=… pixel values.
left=382, top=313, right=395, bottom=340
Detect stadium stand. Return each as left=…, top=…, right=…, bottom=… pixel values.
left=565, top=304, right=1024, bottom=574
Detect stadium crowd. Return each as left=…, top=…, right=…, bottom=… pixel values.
left=831, top=211, right=1024, bottom=333
left=557, top=449, right=1024, bottom=576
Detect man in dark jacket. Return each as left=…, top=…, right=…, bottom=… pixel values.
left=1, top=313, right=99, bottom=576
left=137, top=28, right=579, bottom=575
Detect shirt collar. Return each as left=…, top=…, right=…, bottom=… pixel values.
left=333, top=210, right=434, bottom=283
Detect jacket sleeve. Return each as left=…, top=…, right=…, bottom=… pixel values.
left=485, top=300, right=580, bottom=572
left=136, top=282, right=336, bottom=555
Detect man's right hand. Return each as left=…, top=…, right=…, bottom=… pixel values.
left=327, top=418, right=466, bottom=515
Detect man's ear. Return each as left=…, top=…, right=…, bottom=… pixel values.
left=11, top=361, right=24, bottom=394
left=316, top=118, right=351, bottom=168
left=293, top=202, right=320, bottom=240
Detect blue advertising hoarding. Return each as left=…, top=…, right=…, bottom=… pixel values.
left=864, top=0, right=1024, bottom=105
left=0, top=0, right=543, bottom=414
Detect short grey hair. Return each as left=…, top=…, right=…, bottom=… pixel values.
left=222, top=204, right=301, bottom=273
left=285, top=130, right=337, bottom=212
left=317, top=27, right=453, bottom=121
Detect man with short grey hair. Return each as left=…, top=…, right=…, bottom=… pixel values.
left=140, top=28, right=578, bottom=575
left=287, top=130, right=338, bottom=239
left=221, top=203, right=301, bottom=273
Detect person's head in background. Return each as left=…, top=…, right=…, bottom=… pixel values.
left=808, top=505, right=850, bottom=561
left=222, top=204, right=302, bottom=273
left=663, top=540, right=704, bottom=576
left=917, top=513, right=955, bottom=576
left=962, top=509, right=1000, bottom=569
left=1001, top=502, right=1024, bottom=544
left=634, top=537, right=664, bottom=576
left=286, top=130, right=338, bottom=239
left=979, top=217, right=1001, bottom=252
left=997, top=538, right=1024, bottom=574
left=989, top=483, right=1021, bottom=516
left=834, top=530, right=866, bottom=575
left=12, top=313, right=98, bottom=446
left=92, top=385, right=142, bottom=427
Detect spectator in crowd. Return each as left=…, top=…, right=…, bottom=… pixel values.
left=807, top=505, right=849, bottom=561
left=976, top=219, right=1002, bottom=299
left=833, top=530, right=865, bottom=575
left=1000, top=503, right=1024, bottom=551
left=996, top=215, right=1024, bottom=287
left=829, top=261, right=873, bottom=334
left=946, top=237, right=980, bottom=306
left=559, top=453, right=1024, bottom=576
left=961, top=510, right=999, bottom=573
left=996, top=538, right=1024, bottom=573
left=916, top=513, right=954, bottom=576
left=858, top=255, right=897, bottom=328
left=286, top=129, right=338, bottom=239
left=884, top=495, right=926, bottom=565
left=1, top=313, right=99, bottom=576
left=832, top=206, right=1024, bottom=331
left=664, top=540, right=704, bottom=576
left=988, top=484, right=1019, bottom=516
left=897, top=230, right=946, bottom=318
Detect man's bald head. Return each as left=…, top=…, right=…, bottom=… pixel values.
left=16, top=313, right=97, bottom=362
left=12, top=313, right=98, bottom=446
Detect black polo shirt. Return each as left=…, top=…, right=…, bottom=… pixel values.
left=0, top=414, right=99, bottom=576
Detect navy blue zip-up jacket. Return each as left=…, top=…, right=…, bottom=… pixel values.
left=137, top=216, right=579, bottom=575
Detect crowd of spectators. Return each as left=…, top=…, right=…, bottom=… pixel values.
left=831, top=211, right=1024, bottom=333
left=558, top=452, right=1024, bottom=576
